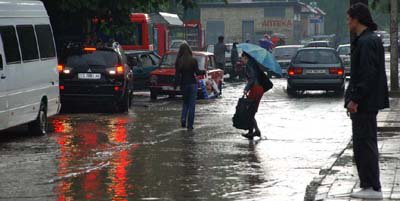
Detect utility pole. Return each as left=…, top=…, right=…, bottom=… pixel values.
left=390, top=0, right=400, bottom=93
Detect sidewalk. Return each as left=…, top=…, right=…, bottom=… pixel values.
left=305, top=98, right=400, bottom=201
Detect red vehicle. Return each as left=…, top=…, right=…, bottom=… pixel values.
left=121, top=13, right=154, bottom=51
left=149, top=51, right=224, bottom=100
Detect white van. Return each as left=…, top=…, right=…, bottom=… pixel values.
left=0, top=1, right=60, bottom=134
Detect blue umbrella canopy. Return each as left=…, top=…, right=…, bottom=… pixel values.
left=238, top=43, right=282, bottom=76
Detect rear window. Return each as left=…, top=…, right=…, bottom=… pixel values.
left=160, top=54, right=205, bottom=70
left=306, top=42, right=329, bottom=47
left=293, top=50, right=340, bottom=64
left=273, top=47, right=299, bottom=58
left=35, top=25, right=56, bottom=59
left=66, top=50, right=119, bottom=68
left=338, top=46, right=350, bottom=55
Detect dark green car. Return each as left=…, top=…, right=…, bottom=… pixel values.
left=125, top=51, right=161, bottom=90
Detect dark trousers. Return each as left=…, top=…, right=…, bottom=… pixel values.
left=181, top=84, right=197, bottom=129
left=351, top=112, right=381, bottom=191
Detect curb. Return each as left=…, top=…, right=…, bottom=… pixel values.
left=303, top=140, right=351, bottom=201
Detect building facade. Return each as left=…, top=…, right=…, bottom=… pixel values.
left=199, top=0, right=325, bottom=45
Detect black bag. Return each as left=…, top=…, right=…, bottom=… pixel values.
left=258, top=69, right=274, bottom=92
left=232, top=96, right=257, bottom=130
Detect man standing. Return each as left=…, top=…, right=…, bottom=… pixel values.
left=214, top=36, right=227, bottom=70
left=346, top=3, right=389, bottom=199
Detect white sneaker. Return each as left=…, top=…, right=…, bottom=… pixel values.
left=350, top=188, right=383, bottom=200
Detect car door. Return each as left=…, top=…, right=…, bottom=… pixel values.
left=0, top=35, right=8, bottom=129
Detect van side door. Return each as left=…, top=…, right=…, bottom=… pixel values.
left=0, top=34, right=8, bottom=129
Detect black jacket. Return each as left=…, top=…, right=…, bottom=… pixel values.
left=345, top=29, right=389, bottom=112
left=175, top=58, right=204, bottom=86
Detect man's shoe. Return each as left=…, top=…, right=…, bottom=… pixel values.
left=254, top=131, right=261, bottom=137
left=187, top=127, right=194, bottom=131
left=242, top=133, right=254, bottom=140
left=181, top=121, right=186, bottom=128
left=351, top=188, right=383, bottom=200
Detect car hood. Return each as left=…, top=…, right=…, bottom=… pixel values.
left=150, top=68, right=176, bottom=76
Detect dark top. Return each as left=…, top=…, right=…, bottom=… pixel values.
left=345, top=29, right=389, bottom=112
left=244, top=58, right=261, bottom=92
left=175, top=57, right=204, bottom=86
left=231, top=47, right=239, bottom=65
left=214, top=42, right=227, bottom=64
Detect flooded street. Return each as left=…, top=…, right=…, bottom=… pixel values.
left=0, top=79, right=352, bottom=201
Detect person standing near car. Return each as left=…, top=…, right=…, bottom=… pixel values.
left=241, top=52, right=265, bottom=140
left=345, top=3, right=389, bottom=199
left=175, top=43, right=205, bottom=131
left=214, top=36, right=228, bottom=70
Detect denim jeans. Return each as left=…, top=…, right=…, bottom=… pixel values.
left=181, top=84, right=197, bottom=129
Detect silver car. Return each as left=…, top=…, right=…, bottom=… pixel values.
left=272, top=45, right=303, bottom=76
left=337, top=44, right=351, bottom=75
left=287, top=48, right=345, bottom=96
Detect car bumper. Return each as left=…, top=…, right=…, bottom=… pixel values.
left=288, top=78, right=345, bottom=90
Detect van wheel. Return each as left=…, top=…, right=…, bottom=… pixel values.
left=28, top=102, right=47, bottom=135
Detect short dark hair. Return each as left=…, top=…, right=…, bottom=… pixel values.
left=347, top=2, right=378, bottom=31
left=218, top=36, right=224, bottom=42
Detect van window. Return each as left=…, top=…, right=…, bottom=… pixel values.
left=0, top=26, right=21, bottom=64
left=35, top=25, right=56, bottom=59
left=16, top=25, right=39, bottom=61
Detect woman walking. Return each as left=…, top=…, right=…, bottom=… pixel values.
left=241, top=52, right=265, bottom=140
left=175, top=44, right=204, bottom=131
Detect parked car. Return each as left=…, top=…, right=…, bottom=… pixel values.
left=0, top=0, right=60, bottom=134
left=337, top=44, right=351, bottom=75
left=149, top=51, right=224, bottom=100
left=305, top=41, right=332, bottom=48
left=206, top=43, right=242, bottom=77
left=58, top=43, right=133, bottom=112
left=272, top=45, right=303, bottom=76
left=125, top=50, right=161, bottom=90
left=169, top=40, right=187, bottom=51
left=286, top=48, right=345, bottom=96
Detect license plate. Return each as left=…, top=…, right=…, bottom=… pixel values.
left=78, top=73, right=101, bottom=79
left=161, top=86, right=175, bottom=91
left=306, top=69, right=326, bottom=74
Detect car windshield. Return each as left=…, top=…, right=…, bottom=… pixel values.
left=66, top=50, right=119, bottom=68
left=293, top=50, right=340, bottom=64
left=273, top=47, right=299, bottom=58
left=338, top=46, right=350, bottom=55
left=160, top=54, right=206, bottom=70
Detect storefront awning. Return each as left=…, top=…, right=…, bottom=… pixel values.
left=152, top=12, right=183, bottom=27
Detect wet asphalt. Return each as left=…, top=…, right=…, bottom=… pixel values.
left=0, top=79, right=352, bottom=201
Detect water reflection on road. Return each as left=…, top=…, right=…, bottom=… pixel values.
left=0, top=79, right=351, bottom=201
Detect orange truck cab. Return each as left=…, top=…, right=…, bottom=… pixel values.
left=149, top=51, right=224, bottom=100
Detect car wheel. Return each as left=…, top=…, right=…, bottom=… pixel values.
left=287, top=86, right=297, bottom=97
left=150, top=89, right=158, bottom=100
left=28, top=101, right=48, bottom=135
left=117, top=93, right=130, bottom=113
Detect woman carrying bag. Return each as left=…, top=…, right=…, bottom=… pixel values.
left=240, top=52, right=272, bottom=140
left=175, top=43, right=205, bottom=131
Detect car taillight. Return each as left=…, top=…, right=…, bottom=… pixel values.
left=329, top=68, right=344, bottom=76
left=288, top=67, right=303, bottom=76
left=59, top=85, right=65, bottom=90
left=58, top=64, right=72, bottom=74
left=114, top=86, right=120, bottom=91
left=108, top=65, right=124, bottom=75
